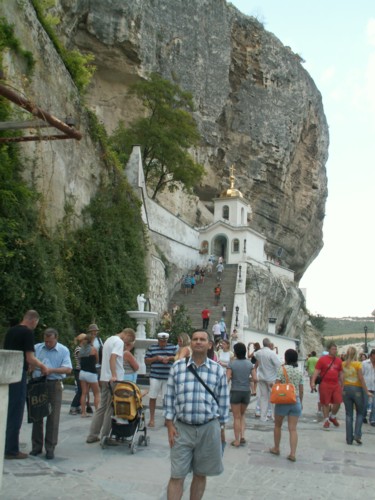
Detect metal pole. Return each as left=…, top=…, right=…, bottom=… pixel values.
left=0, top=83, right=81, bottom=140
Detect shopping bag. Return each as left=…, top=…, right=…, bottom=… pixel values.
left=26, top=376, right=51, bottom=423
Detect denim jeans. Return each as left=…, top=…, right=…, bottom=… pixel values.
left=363, top=390, right=375, bottom=423
left=343, top=385, right=364, bottom=443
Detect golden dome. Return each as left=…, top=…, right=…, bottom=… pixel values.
left=220, top=164, right=243, bottom=198
left=220, top=187, right=243, bottom=198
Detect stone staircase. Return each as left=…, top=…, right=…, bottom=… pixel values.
left=170, top=265, right=238, bottom=331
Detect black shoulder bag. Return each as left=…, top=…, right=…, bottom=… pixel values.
left=316, top=358, right=335, bottom=385
left=185, top=357, right=219, bottom=405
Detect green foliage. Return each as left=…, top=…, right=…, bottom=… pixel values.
left=30, top=0, right=95, bottom=93
left=110, top=73, right=205, bottom=199
left=60, top=179, right=148, bottom=336
left=156, top=305, right=193, bottom=345
left=0, top=97, right=148, bottom=346
left=0, top=17, right=34, bottom=73
left=323, top=318, right=373, bottom=336
left=309, top=314, right=326, bottom=333
left=86, top=109, right=122, bottom=172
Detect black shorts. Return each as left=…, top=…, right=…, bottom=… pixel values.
left=230, top=390, right=251, bottom=405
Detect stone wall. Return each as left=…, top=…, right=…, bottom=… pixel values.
left=0, top=1, right=106, bottom=228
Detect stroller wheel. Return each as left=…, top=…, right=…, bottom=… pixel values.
left=138, top=435, right=144, bottom=446
left=130, top=439, right=137, bottom=454
left=100, top=437, right=108, bottom=449
left=144, top=436, right=150, bottom=447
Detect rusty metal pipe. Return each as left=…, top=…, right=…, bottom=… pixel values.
left=0, top=83, right=82, bottom=140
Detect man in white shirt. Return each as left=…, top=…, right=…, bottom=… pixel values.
left=362, top=349, right=375, bottom=425
left=212, top=321, right=221, bottom=341
left=86, top=329, right=130, bottom=443
left=253, top=338, right=281, bottom=422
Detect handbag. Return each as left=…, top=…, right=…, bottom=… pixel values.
left=270, top=366, right=296, bottom=405
left=315, top=358, right=335, bottom=385
left=26, top=376, right=51, bottom=423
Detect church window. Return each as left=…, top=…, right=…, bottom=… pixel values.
left=233, top=239, right=240, bottom=253
left=200, top=240, right=209, bottom=254
left=223, top=205, right=229, bottom=220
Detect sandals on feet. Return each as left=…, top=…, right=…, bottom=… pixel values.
left=269, top=448, right=280, bottom=456
left=240, top=438, right=246, bottom=445
left=230, top=441, right=240, bottom=448
left=287, top=455, right=296, bottom=462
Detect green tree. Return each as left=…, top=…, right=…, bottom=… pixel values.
left=110, top=73, right=205, bottom=199
left=156, top=305, right=193, bottom=345
left=310, top=314, right=326, bottom=333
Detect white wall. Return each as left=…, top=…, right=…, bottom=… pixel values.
left=126, top=146, right=202, bottom=272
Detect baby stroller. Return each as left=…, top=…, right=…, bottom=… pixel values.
left=100, top=381, right=149, bottom=454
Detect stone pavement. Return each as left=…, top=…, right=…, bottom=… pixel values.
left=2, top=379, right=375, bottom=500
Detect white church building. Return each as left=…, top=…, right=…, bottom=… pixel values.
left=125, top=145, right=299, bottom=359
left=126, top=145, right=294, bottom=282
left=198, top=166, right=267, bottom=266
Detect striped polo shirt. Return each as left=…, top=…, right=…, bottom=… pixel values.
left=145, top=343, right=178, bottom=380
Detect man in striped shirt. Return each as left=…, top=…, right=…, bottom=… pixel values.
left=145, top=332, right=178, bottom=427
left=164, top=330, right=229, bottom=500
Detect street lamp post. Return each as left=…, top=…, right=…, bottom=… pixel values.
left=364, top=325, right=368, bottom=353
left=235, top=306, right=239, bottom=327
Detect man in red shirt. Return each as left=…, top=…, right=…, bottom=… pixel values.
left=201, top=307, right=210, bottom=329
left=311, top=342, right=343, bottom=430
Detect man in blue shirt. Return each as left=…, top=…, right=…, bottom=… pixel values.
left=30, top=328, right=72, bottom=459
left=145, top=332, right=177, bottom=427
left=164, top=330, right=229, bottom=500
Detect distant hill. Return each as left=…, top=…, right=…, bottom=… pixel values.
left=324, top=317, right=374, bottom=336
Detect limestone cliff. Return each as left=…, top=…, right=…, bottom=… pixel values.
left=245, top=266, right=323, bottom=354
left=0, top=0, right=109, bottom=227
left=53, top=0, right=329, bottom=281
left=0, top=1, right=328, bottom=342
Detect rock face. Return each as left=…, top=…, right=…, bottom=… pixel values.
left=54, top=0, right=329, bottom=281
left=245, top=266, right=323, bottom=354
left=0, top=1, right=108, bottom=228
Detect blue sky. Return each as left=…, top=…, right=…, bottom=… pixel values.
left=231, top=0, right=375, bottom=318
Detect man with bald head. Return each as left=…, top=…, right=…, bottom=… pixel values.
left=4, top=310, right=47, bottom=459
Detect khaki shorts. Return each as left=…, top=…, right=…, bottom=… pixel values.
left=171, top=419, right=223, bottom=478
left=148, top=378, right=168, bottom=399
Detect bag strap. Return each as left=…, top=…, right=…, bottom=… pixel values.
left=281, top=365, right=290, bottom=384
left=185, top=357, right=219, bottom=406
left=320, top=357, right=335, bottom=382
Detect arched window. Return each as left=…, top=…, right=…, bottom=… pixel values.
left=200, top=240, right=209, bottom=254
left=232, top=238, right=240, bottom=253
left=222, top=205, right=229, bottom=220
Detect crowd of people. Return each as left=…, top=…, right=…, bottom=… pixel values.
left=4, top=307, right=375, bottom=500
